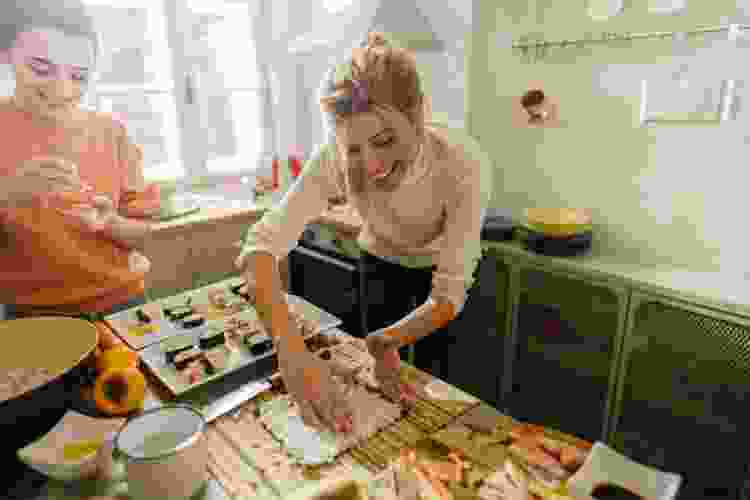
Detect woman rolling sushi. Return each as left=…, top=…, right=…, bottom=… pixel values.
left=0, top=1, right=160, bottom=323
left=236, top=32, right=493, bottom=433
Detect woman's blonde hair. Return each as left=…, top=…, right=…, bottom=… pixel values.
left=319, top=32, right=425, bottom=138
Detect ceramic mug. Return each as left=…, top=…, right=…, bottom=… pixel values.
left=114, top=404, right=208, bottom=500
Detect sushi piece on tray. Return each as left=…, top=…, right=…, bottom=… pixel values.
left=162, top=336, right=195, bottom=364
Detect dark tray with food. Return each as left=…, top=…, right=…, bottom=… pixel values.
left=139, top=308, right=337, bottom=396
left=104, top=303, right=183, bottom=350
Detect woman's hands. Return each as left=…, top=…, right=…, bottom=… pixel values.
left=276, top=330, right=355, bottom=433
left=58, top=194, right=118, bottom=232
left=236, top=250, right=355, bottom=433
left=365, top=332, right=417, bottom=405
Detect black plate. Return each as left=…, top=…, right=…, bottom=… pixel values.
left=523, top=230, right=593, bottom=257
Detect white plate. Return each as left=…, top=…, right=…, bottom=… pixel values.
left=567, top=442, right=682, bottom=500
left=18, top=411, right=124, bottom=482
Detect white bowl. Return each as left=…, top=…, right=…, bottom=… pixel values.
left=18, top=411, right=124, bottom=482
left=566, top=442, right=682, bottom=500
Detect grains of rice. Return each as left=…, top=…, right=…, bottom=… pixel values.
left=0, top=368, right=54, bottom=403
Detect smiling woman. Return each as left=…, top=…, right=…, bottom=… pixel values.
left=237, top=32, right=492, bottom=430
left=0, top=0, right=160, bottom=319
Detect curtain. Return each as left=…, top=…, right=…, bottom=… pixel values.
left=286, top=0, right=381, bottom=57
left=412, top=0, right=471, bottom=45
left=258, top=0, right=382, bottom=157
left=252, top=0, right=279, bottom=159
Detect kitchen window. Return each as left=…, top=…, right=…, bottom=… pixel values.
left=82, top=0, right=273, bottom=182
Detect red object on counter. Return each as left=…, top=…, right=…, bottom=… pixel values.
left=289, top=155, right=303, bottom=179
left=272, top=156, right=280, bottom=189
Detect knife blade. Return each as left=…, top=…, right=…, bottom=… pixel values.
left=202, top=379, right=272, bottom=423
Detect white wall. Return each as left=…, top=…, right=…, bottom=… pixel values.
left=477, top=2, right=750, bottom=273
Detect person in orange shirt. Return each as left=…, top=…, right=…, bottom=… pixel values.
left=0, top=1, right=160, bottom=319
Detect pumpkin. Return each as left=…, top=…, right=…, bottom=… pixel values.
left=95, top=345, right=138, bottom=374
left=94, top=367, right=146, bottom=416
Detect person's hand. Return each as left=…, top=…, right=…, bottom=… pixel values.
left=276, top=326, right=356, bottom=433
left=365, top=332, right=418, bottom=405
left=58, top=194, right=119, bottom=233
left=1, top=157, right=84, bottom=210
left=234, top=244, right=258, bottom=303
left=497, top=462, right=531, bottom=500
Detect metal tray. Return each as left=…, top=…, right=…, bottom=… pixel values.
left=163, top=277, right=343, bottom=334
left=139, top=319, right=319, bottom=397
left=134, top=278, right=343, bottom=396
left=106, top=277, right=342, bottom=351
left=105, top=309, right=185, bottom=351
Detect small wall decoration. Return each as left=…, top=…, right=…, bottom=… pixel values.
left=587, top=0, right=624, bottom=21
left=513, top=87, right=563, bottom=128
left=648, top=0, right=687, bottom=15
left=639, top=74, right=736, bottom=126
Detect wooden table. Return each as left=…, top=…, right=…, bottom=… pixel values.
left=25, top=278, right=585, bottom=500
left=29, top=327, right=482, bottom=500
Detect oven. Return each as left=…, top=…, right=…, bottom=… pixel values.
left=288, top=227, right=366, bottom=337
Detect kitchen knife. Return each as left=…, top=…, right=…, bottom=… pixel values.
left=202, top=379, right=271, bottom=423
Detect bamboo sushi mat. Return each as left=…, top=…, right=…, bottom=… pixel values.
left=203, top=340, right=479, bottom=500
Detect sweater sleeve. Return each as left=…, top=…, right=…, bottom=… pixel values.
left=239, top=143, right=341, bottom=261
left=429, top=130, right=493, bottom=315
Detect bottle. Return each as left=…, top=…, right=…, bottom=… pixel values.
left=289, top=152, right=303, bottom=179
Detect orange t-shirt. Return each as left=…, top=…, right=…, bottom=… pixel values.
left=0, top=98, right=158, bottom=313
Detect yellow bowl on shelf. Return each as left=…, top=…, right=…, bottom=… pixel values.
left=523, top=208, right=592, bottom=238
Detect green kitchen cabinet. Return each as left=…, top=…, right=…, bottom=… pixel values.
left=504, top=263, right=628, bottom=443
left=609, top=292, right=750, bottom=499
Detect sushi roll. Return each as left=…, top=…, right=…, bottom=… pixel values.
left=180, top=360, right=204, bottom=385
left=164, top=305, right=194, bottom=321
left=202, top=347, right=228, bottom=374
left=243, top=333, right=273, bottom=356
left=208, top=289, right=228, bottom=309
left=230, top=282, right=250, bottom=298
left=181, top=313, right=205, bottom=329
left=135, top=308, right=152, bottom=324
left=199, top=329, right=225, bottom=350
left=163, top=336, right=195, bottom=364
left=173, top=347, right=203, bottom=370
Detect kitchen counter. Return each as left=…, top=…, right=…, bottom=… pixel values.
left=484, top=239, right=750, bottom=319
left=290, top=202, right=750, bottom=318
left=151, top=204, right=270, bottom=234
left=151, top=200, right=362, bottom=236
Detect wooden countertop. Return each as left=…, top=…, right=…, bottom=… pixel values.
left=150, top=201, right=363, bottom=236
left=151, top=205, right=269, bottom=233
left=147, top=203, right=750, bottom=320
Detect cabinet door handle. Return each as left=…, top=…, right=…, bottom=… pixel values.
left=292, top=246, right=357, bottom=273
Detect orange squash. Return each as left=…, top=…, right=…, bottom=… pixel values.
left=94, top=367, right=146, bottom=416
left=95, top=345, right=139, bottom=374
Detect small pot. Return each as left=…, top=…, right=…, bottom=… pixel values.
left=115, top=404, right=208, bottom=500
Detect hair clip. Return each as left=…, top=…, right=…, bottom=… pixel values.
left=351, top=79, right=369, bottom=112
left=334, top=95, right=355, bottom=114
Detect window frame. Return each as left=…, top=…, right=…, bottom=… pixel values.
left=85, top=0, right=275, bottom=185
